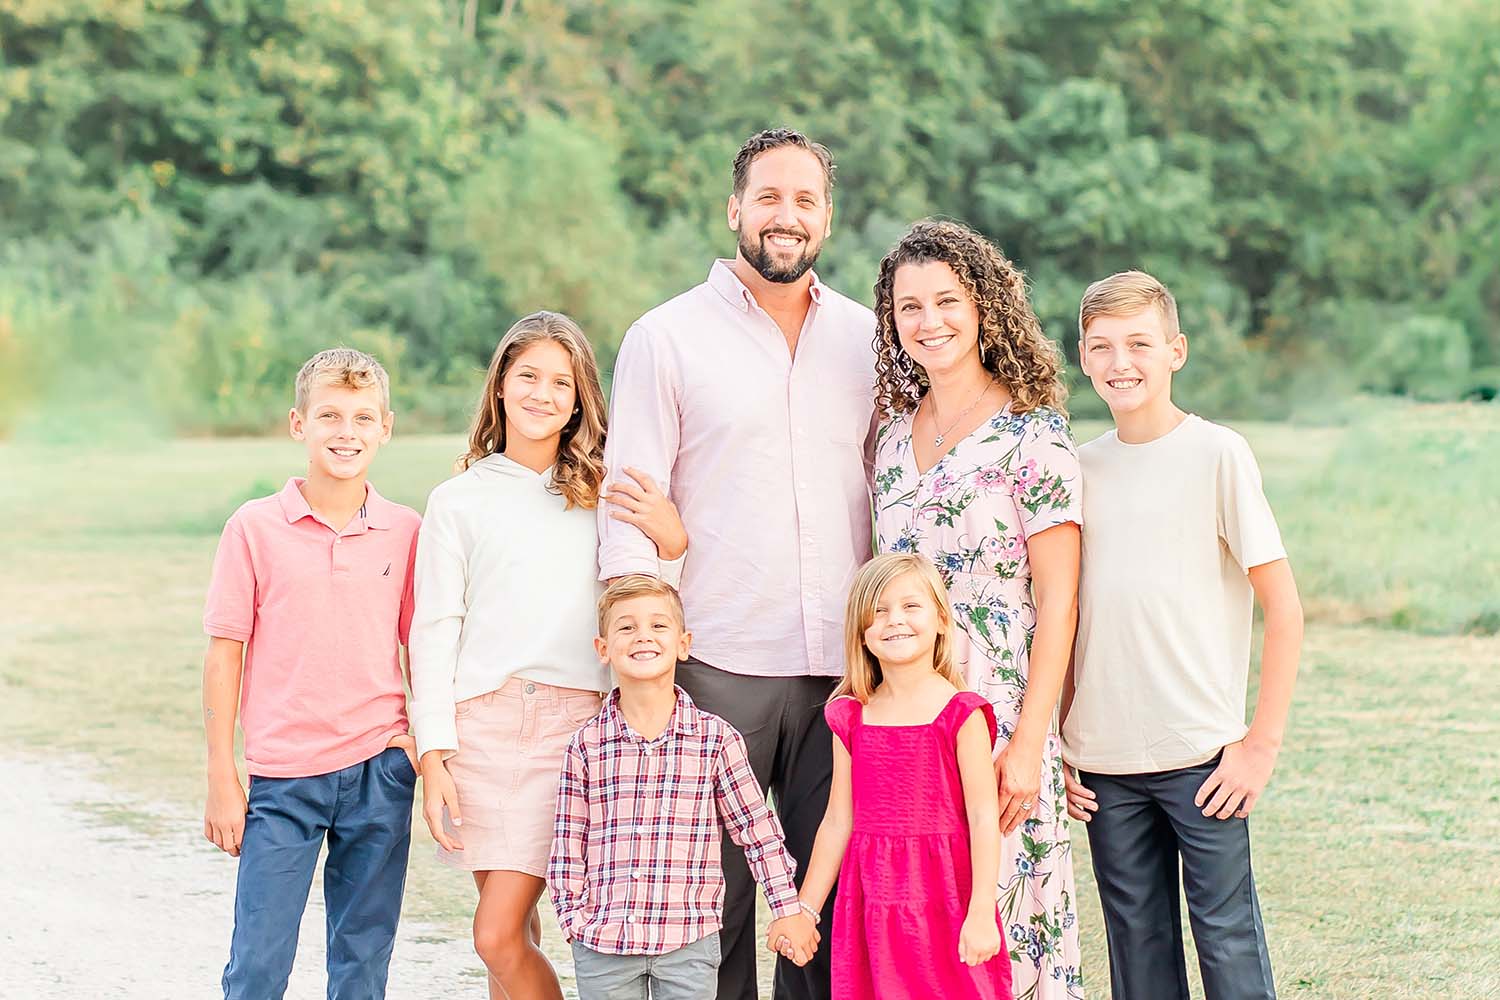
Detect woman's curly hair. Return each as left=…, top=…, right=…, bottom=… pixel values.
left=462, top=311, right=607, bottom=510
left=873, top=219, right=1067, bottom=417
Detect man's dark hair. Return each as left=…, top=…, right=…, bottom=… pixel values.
left=731, top=127, right=836, bottom=203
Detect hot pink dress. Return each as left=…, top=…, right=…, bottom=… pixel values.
left=826, top=692, right=1013, bottom=1000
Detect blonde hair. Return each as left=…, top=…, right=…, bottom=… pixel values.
left=463, top=311, right=607, bottom=511
left=874, top=219, right=1068, bottom=417
left=597, top=575, right=686, bottom=635
left=1078, top=270, right=1180, bottom=340
left=294, top=348, right=390, bottom=413
left=836, top=554, right=964, bottom=702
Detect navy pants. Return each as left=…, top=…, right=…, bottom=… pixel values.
left=1080, top=756, right=1277, bottom=1000
left=222, top=747, right=416, bottom=1000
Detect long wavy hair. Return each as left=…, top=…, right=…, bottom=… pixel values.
left=835, top=554, right=964, bottom=703
left=873, top=219, right=1067, bottom=417
left=461, top=311, right=607, bottom=510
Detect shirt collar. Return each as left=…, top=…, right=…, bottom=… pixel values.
left=706, top=259, right=825, bottom=313
left=601, top=684, right=701, bottom=744
left=276, top=477, right=394, bottom=530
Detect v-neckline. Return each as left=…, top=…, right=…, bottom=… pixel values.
left=909, top=400, right=1013, bottom=478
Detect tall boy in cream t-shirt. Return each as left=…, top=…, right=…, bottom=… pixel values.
left=1061, top=271, right=1304, bottom=1000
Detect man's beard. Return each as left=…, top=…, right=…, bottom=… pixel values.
left=738, top=226, right=823, bottom=284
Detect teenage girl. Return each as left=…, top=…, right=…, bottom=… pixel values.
left=778, top=552, right=1012, bottom=1000
left=409, top=311, right=685, bottom=999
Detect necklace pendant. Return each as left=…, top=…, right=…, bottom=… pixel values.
left=933, top=434, right=944, bottom=447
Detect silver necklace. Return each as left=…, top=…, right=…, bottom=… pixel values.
left=927, top=379, right=994, bottom=447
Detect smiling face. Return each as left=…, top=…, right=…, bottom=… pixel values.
left=892, top=260, right=984, bottom=383
left=862, top=572, right=946, bottom=672
left=289, top=382, right=392, bottom=482
left=1078, top=305, right=1187, bottom=417
left=596, top=594, right=693, bottom=684
left=499, top=339, right=578, bottom=450
left=727, top=145, right=832, bottom=284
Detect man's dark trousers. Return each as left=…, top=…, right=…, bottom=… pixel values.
left=677, top=657, right=836, bottom=1000
left=1079, top=754, right=1277, bottom=1000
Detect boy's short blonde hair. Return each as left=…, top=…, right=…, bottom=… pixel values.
left=1079, top=270, right=1180, bottom=341
left=597, top=575, right=686, bottom=635
left=294, top=348, right=391, bottom=413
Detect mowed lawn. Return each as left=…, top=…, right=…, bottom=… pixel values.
left=2, top=403, right=1497, bottom=998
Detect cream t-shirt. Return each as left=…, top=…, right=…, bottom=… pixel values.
left=1062, top=415, right=1286, bottom=774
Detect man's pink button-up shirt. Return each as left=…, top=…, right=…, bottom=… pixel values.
left=598, top=260, right=876, bottom=678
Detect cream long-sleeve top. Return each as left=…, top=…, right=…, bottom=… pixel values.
left=409, top=453, right=682, bottom=759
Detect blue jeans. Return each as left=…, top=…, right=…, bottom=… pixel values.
left=571, top=932, right=720, bottom=1000
left=222, top=747, right=416, bottom=1000
left=1080, top=754, right=1277, bottom=1000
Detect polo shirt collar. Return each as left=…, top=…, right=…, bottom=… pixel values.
left=276, top=477, right=396, bottom=530
left=707, top=259, right=825, bottom=314
left=602, top=684, right=701, bottom=744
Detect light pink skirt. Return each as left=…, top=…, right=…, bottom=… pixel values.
left=436, top=677, right=602, bottom=876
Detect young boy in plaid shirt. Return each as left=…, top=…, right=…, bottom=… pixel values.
left=549, top=576, right=820, bottom=997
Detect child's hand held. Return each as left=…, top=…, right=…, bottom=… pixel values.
left=765, top=912, right=819, bottom=967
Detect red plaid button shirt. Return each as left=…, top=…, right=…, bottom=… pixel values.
left=548, top=686, right=800, bottom=954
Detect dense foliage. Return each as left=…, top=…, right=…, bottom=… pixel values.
left=2, top=0, right=1496, bottom=434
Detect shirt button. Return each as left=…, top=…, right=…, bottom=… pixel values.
left=628, top=915, right=639, bottom=923
left=333, top=538, right=341, bottom=545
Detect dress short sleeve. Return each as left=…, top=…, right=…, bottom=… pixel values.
left=943, top=692, right=998, bottom=749
left=824, top=696, right=863, bottom=752
left=1012, top=407, right=1083, bottom=538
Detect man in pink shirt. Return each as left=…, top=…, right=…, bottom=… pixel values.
left=201, top=349, right=421, bottom=999
left=598, top=128, right=876, bottom=1000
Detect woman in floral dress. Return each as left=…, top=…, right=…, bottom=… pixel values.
left=870, top=219, right=1085, bottom=999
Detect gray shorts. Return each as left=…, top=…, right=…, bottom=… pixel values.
left=571, top=932, right=720, bottom=1000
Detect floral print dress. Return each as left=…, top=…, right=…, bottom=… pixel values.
left=875, top=403, right=1085, bottom=1000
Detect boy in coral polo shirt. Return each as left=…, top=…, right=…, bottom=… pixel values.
left=201, top=348, right=421, bottom=999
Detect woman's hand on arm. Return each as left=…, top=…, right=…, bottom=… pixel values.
left=605, top=467, right=687, bottom=561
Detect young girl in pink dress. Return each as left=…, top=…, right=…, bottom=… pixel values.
left=784, top=552, right=1012, bottom=1000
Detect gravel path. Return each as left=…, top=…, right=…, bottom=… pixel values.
left=0, top=753, right=493, bottom=999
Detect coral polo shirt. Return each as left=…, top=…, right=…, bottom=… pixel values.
left=203, top=478, right=420, bottom=778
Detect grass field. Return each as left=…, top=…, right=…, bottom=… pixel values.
left=3, top=400, right=1497, bottom=997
